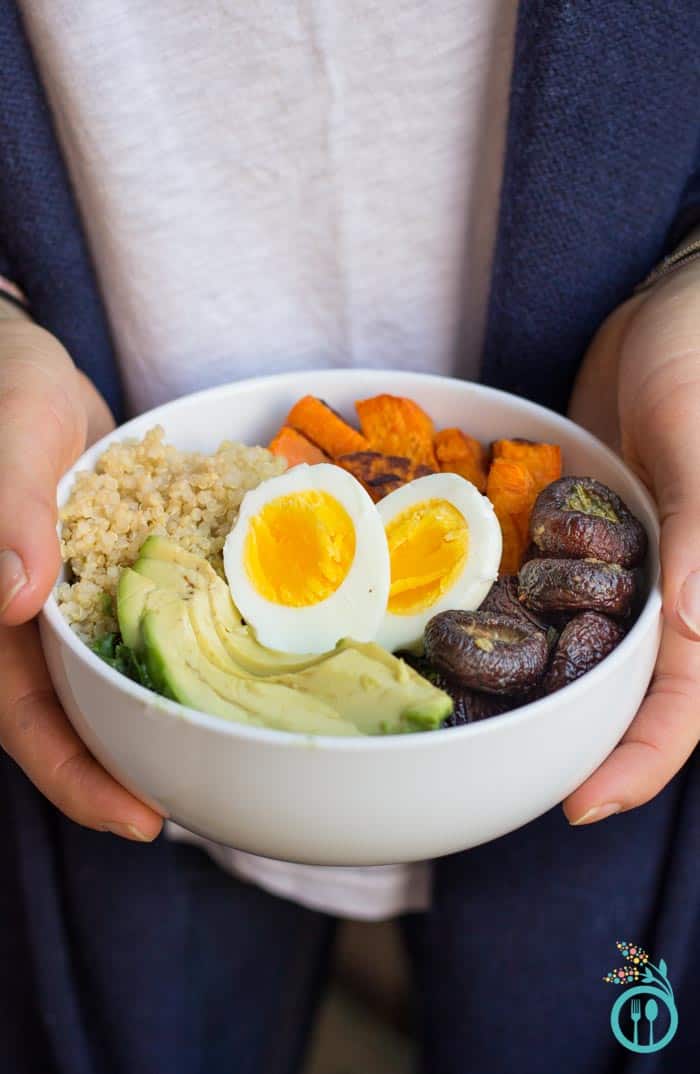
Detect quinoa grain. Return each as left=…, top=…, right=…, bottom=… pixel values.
left=57, top=426, right=285, bottom=641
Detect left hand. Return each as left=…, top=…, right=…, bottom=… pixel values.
left=563, top=253, right=700, bottom=824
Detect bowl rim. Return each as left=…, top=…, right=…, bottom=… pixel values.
left=41, top=368, right=662, bottom=752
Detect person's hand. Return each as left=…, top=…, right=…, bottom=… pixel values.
left=563, top=253, right=700, bottom=824
left=0, top=314, right=163, bottom=840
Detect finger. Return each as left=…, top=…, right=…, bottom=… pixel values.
left=646, top=375, right=700, bottom=641
left=77, top=370, right=116, bottom=447
left=1, top=619, right=164, bottom=840
left=568, top=294, right=642, bottom=450
left=0, top=323, right=87, bottom=625
left=618, top=287, right=700, bottom=641
left=563, top=623, right=700, bottom=823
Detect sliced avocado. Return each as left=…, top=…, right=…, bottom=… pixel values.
left=138, top=534, right=208, bottom=570
left=135, top=538, right=324, bottom=675
left=140, top=595, right=360, bottom=735
left=116, top=568, right=156, bottom=650
left=133, top=555, right=203, bottom=596
left=274, top=639, right=453, bottom=734
left=130, top=537, right=452, bottom=735
left=140, top=600, right=256, bottom=724
left=133, top=557, right=248, bottom=673
left=207, top=579, right=326, bottom=675
left=188, top=588, right=246, bottom=673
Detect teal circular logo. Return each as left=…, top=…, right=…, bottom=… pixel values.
left=610, top=984, right=678, bottom=1053
left=603, top=942, right=678, bottom=1054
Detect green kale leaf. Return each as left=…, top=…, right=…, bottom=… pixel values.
left=90, top=633, right=156, bottom=692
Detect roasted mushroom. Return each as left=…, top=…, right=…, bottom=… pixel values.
left=528, top=476, right=647, bottom=567
left=543, top=611, right=626, bottom=693
left=481, top=576, right=551, bottom=635
left=518, top=557, right=636, bottom=618
left=442, top=687, right=517, bottom=726
left=399, top=650, right=532, bottom=726
left=424, top=610, right=549, bottom=694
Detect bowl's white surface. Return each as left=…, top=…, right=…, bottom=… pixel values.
left=40, top=371, right=662, bottom=865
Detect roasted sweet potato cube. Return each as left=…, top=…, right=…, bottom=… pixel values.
left=491, top=438, right=562, bottom=496
left=336, top=451, right=434, bottom=502
left=434, top=428, right=488, bottom=492
left=486, top=458, right=537, bottom=575
left=268, top=426, right=330, bottom=467
left=355, top=394, right=437, bottom=469
left=285, top=396, right=368, bottom=457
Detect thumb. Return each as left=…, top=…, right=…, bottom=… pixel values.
left=618, top=265, right=700, bottom=643
left=0, top=322, right=87, bottom=626
left=643, top=373, right=700, bottom=642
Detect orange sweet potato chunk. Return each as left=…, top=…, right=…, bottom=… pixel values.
left=486, top=458, right=537, bottom=575
left=285, top=396, right=368, bottom=457
left=434, top=428, right=488, bottom=493
left=355, top=395, right=437, bottom=469
left=492, top=438, right=562, bottom=496
left=268, top=426, right=330, bottom=467
left=336, top=451, right=434, bottom=502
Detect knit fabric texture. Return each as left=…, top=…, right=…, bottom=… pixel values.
left=480, top=0, right=700, bottom=410
left=0, top=2, right=123, bottom=417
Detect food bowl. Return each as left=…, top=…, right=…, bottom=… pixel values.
left=39, top=370, right=662, bottom=865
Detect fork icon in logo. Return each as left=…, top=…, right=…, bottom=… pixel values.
left=630, top=998, right=641, bottom=1046
left=603, top=940, right=678, bottom=1054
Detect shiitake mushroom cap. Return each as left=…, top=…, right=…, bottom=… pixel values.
left=424, top=609, right=549, bottom=695
left=480, top=576, right=549, bottom=633
left=442, top=686, right=524, bottom=727
left=518, top=557, right=636, bottom=618
left=543, top=611, right=626, bottom=693
left=480, top=576, right=560, bottom=652
left=399, top=650, right=540, bottom=726
left=529, top=476, right=647, bottom=568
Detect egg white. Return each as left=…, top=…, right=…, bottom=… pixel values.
left=223, top=463, right=390, bottom=654
left=375, top=472, right=502, bottom=652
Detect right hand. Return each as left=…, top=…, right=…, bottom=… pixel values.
left=0, top=317, right=163, bottom=840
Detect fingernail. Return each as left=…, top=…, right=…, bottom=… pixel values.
left=570, top=802, right=622, bottom=826
left=678, top=570, right=700, bottom=637
left=0, top=550, right=28, bottom=615
left=102, top=822, right=153, bottom=842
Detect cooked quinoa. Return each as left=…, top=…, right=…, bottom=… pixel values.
left=57, top=425, right=285, bottom=641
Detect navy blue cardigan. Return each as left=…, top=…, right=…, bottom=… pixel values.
left=1, top=1, right=699, bottom=421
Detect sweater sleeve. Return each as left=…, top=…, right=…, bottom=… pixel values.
left=667, top=165, right=700, bottom=249
left=0, top=245, right=14, bottom=281
left=0, top=1, right=124, bottom=418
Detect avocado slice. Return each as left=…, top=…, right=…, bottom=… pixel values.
left=140, top=597, right=256, bottom=724
left=133, top=554, right=204, bottom=597
left=138, top=534, right=206, bottom=569
left=133, top=557, right=250, bottom=673
left=116, top=568, right=156, bottom=649
left=126, top=537, right=453, bottom=735
left=140, top=595, right=360, bottom=735
left=275, top=639, right=453, bottom=734
left=135, top=540, right=324, bottom=675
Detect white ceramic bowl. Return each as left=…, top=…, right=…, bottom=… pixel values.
left=40, top=371, right=662, bottom=865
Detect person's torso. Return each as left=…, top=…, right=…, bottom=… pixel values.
left=20, top=0, right=516, bottom=413
left=20, top=0, right=517, bottom=918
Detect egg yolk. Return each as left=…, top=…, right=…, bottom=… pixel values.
left=385, top=498, right=468, bottom=615
left=244, top=490, right=356, bottom=606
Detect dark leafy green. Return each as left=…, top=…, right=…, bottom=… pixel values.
left=90, top=633, right=156, bottom=692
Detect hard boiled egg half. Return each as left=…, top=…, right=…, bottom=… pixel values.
left=375, top=472, right=502, bottom=652
left=223, top=463, right=390, bottom=654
